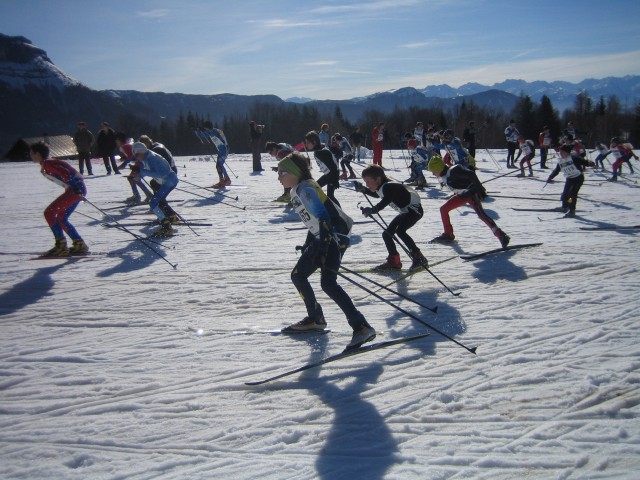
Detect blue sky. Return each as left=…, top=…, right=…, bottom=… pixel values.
left=2, top=0, right=639, bottom=100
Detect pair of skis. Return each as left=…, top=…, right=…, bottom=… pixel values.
left=245, top=332, right=431, bottom=386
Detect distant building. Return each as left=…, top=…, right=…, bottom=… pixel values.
left=3, top=135, right=77, bottom=161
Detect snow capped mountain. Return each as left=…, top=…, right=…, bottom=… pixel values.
left=0, top=33, right=83, bottom=91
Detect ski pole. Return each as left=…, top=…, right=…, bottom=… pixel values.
left=360, top=195, right=461, bottom=297
left=141, top=179, right=200, bottom=237
left=173, top=186, right=247, bottom=211
left=75, top=210, right=169, bottom=248
left=82, top=198, right=177, bottom=269
left=335, top=270, right=476, bottom=354
left=178, top=178, right=239, bottom=201
left=481, top=161, right=541, bottom=185
left=484, top=148, right=502, bottom=170
left=340, top=265, right=438, bottom=313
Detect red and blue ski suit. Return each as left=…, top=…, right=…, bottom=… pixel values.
left=40, top=159, right=86, bottom=240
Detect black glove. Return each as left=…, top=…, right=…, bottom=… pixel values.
left=361, top=207, right=373, bottom=217
left=353, top=181, right=365, bottom=193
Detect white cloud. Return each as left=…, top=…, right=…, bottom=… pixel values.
left=136, top=9, right=170, bottom=19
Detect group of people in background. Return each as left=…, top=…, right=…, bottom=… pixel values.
left=32, top=114, right=637, bottom=350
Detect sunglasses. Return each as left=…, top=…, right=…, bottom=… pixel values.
left=277, top=170, right=290, bottom=177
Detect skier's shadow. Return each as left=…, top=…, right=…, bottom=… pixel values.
left=0, top=263, right=67, bottom=317
left=467, top=252, right=528, bottom=283
left=310, top=361, right=398, bottom=479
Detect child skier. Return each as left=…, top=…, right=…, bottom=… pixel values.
left=546, top=144, right=595, bottom=216
left=278, top=152, right=376, bottom=350
left=427, top=156, right=510, bottom=247
left=131, top=142, right=179, bottom=237
left=514, top=136, right=536, bottom=177
left=354, top=165, right=428, bottom=272
left=30, top=140, right=89, bottom=257
left=333, top=133, right=357, bottom=179
left=200, top=121, right=230, bottom=188
left=608, top=138, right=634, bottom=181
left=591, top=141, right=611, bottom=170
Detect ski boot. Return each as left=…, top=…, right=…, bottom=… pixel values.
left=151, top=219, right=175, bottom=238
left=430, top=233, right=455, bottom=244
left=282, top=315, right=327, bottom=332
left=69, top=239, right=89, bottom=256
left=409, top=250, right=428, bottom=272
left=40, top=238, right=69, bottom=257
left=373, top=254, right=402, bottom=271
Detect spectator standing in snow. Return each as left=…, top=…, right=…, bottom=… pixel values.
left=538, top=125, right=552, bottom=169
left=462, top=121, right=478, bottom=159
left=249, top=121, right=265, bottom=172
left=371, top=122, right=385, bottom=166
left=349, top=127, right=365, bottom=161
left=72, top=121, right=94, bottom=176
left=504, top=119, right=520, bottom=169
left=96, top=122, right=120, bottom=174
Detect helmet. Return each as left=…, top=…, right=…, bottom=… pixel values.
left=443, top=129, right=454, bottom=141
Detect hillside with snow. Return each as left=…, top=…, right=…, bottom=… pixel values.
left=1, top=150, right=639, bottom=479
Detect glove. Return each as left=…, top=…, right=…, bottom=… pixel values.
left=353, top=181, right=365, bottom=193
left=130, top=164, right=140, bottom=173
left=361, top=207, right=373, bottom=217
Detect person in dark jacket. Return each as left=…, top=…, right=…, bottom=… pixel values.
left=249, top=121, right=264, bottom=172
left=72, top=121, right=94, bottom=175
left=96, top=122, right=120, bottom=174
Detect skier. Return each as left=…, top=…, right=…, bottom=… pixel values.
left=354, top=164, right=428, bottom=272
left=131, top=142, right=179, bottom=236
left=278, top=152, right=376, bottom=350
left=591, top=141, right=611, bottom=170
left=333, top=133, right=357, bottom=179
left=432, top=129, right=475, bottom=169
left=201, top=121, right=230, bottom=188
left=265, top=141, right=295, bottom=202
left=514, top=136, right=536, bottom=177
left=115, top=132, right=152, bottom=205
left=406, top=137, right=436, bottom=189
left=608, top=138, right=634, bottom=182
left=138, top=135, right=180, bottom=224
left=30, top=140, right=89, bottom=256
left=546, top=144, right=595, bottom=216
left=427, top=156, right=510, bottom=247
left=303, top=130, right=341, bottom=205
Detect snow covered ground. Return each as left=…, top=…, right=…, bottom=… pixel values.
left=1, top=150, right=639, bottom=479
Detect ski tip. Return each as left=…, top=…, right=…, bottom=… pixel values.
left=432, top=306, right=439, bottom=314
left=469, top=346, right=478, bottom=355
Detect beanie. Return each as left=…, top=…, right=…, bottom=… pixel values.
left=132, top=142, right=147, bottom=154
left=278, top=155, right=303, bottom=178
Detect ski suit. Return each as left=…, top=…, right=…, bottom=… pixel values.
left=362, top=181, right=423, bottom=257
left=135, top=150, right=179, bottom=221
left=290, top=179, right=367, bottom=331
left=547, top=151, right=591, bottom=213
left=40, top=159, right=86, bottom=241
left=436, top=165, right=504, bottom=241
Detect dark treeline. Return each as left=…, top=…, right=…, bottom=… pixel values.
left=115, top=92, right=640, bottom=156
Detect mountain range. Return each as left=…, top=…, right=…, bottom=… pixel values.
left=1, top=33, right=639, bottom=156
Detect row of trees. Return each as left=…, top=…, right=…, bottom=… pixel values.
left=115, top=92, right=640, bottom=157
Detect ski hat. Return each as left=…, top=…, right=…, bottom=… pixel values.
left=427, top=155, right=445, bottom=175
left=407, top=138, right=418, bottom=150
left=278, top=154, right=303, bottom=178
left=132, top=142, right=147, bottom=154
